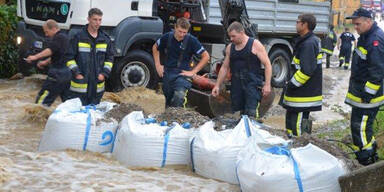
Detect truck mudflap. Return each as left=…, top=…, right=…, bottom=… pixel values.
left=187, top=87, right=275, bottom=118
left=338, top=160, right=384, bottom=192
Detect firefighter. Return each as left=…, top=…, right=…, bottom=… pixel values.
left=152, top=17, right=210, bottom=108
left=321, top=25, right=337, bottom=68
left=337, top=27, right=356, bottom=69
left=281, top=14, right=323, bottom=137
left=345, top=8, right=384, bottom=165
left=25, top=19, right=71, bottom=106
left=65, top=8, right=114, bottom=105
left=212, top=22, right=272, bottom=119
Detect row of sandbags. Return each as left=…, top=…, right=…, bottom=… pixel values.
left=38, top=99, right=347, bottom=192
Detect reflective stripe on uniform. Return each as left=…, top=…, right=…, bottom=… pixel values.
left=292, top=56, right=300, bottom=64
left=345, top=92, right=384, bottom=108
left=78, top=42, right=91, bottom=52
left=355, top=46, right=367, bottom=60
left=339, top=56, right=345, bottom=61
left=37, top=90, right=49, bottom=104
left=365, top=81, right=380, bottom=95
left=321, top=48, right=333, bottom=55
left=70, top=81, right=87, bottom=93
left=97, top=82, right=105, bottom=93
left=317, top=53, right=323, bottom=64
left=183, top=89, right=189, bottom=108
left=104, top=61, right=113, bottom=71
left=296, top=112, right=303, bottom=136
left=66, top=60, right=77, bottom=69
left=292, top=56, right=301, bottom=69
left=291, top=70, right=310, bottom=87
left=360, top=115, right=368, bottom=147
left=283, top=95, right=322, bottom=107
left=96, top=43, right=107, bottom=52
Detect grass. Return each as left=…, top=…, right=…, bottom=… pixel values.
left=316, top=113, right=384, bottom=161
left=373, top=108, right=384, bottom=160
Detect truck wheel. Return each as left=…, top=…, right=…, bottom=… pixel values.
left=269, top=48, right=290, bottom=88
left=112, top=50, right=158, bottom=91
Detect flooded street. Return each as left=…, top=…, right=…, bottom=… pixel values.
left=0, top=76, right=238, bottom=191
left=265, top=55, right=352, bottom=131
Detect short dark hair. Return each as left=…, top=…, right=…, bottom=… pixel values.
left=88, top=8, right=103, bottom=18
left=44, top=19, right=59, bottom=29
left=227, top=21, right=245, bottom=33
left=298, top=14, right=317, bottom=31
left=176, top=17, right=191, bottom=30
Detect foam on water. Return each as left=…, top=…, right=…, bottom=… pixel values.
left=0, top=75, right=239, bottom=191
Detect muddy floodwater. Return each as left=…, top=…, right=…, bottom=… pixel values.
left=0, top=75, right=239, bottom=191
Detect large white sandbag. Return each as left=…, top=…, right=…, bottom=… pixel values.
left=190, top=116, right=285, bottom=184
left=237, top=135, right=347, bottom=192
left=112, top=111, right=194, bottom=167
left=38, top=98, right=118, bottom=153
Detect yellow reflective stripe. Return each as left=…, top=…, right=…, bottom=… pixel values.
left=317, top=54, right=323, bottom=59
left=104, top=61, right=113, bottom=68
left=293, top=56, right=300, bottom=64
left=287, top=129, right=293, bottom=135
left=346, top=92, right=362, bottom=103
left=370, top=95, right=384, bottom=103
left=339, top=57, right=345, bottom=60
left=296, top=70, right=310, bottom=81
left=284, top=95, right=322, bottom=102
left=361, top=115, right=368, bottom=147
left=66, top=60, right=76, bottom=67
left=97, top=82, right=105, bottom=88
left=78, top=42, right=91, bottom=48
left=255, top=102, right=260, bottom=119
left=294, top=73, right=306, bottom=84
left=321, top=48, right=333, bottom=54
left=358, top=46, right=367, bottom=55
left=366, top=81, right=380, bottom=91
left=296, top=112, right=302, bottom=136
left=71, top=81, right=87, bottom=88
left=362, top=137, right=375, bottom=150
left=183, top=89, right=188, bottom=108
left=37, top=90, right=49, bottom=104
left=96, top=43, right=107, bottom=49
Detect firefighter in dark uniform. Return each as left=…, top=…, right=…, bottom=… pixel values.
left=337, top=27, right=356, bottom=69
left=25, top=19, right=71, bottom=106
left=66, top=8, right=114, bottom=105
left=152, top=17, right=210, bottom=108
left=212, top=22, right=272, bottom=119
left=345, top=8, right=384, bottom=165
left=281, top=14, right=323, bottom=137
left=321, top=25, right=337, bottom=68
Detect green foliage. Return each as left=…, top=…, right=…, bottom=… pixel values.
left=374, top=108, right=384, bottom=160
left=0, top=4, right=18, bottom=78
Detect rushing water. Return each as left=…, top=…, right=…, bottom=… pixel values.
left=0, top=75, right=239, bottom=192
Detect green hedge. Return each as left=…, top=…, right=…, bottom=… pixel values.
left=0, top=4, right=18, bottom=78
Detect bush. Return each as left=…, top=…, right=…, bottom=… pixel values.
left=0, top=4, right=18, bottom=78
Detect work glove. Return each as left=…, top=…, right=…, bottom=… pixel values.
left=361, top=92, right=374, bottom=103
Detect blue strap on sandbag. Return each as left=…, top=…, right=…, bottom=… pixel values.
left=81, top=105, right=96, bottom=151
left=242, top=115, right=252, bottom=137
left=190, top=137, right=196, bottom=172
left=161, top=124, right=176, bottom=167
left=265, top=146, right=304, bottom=192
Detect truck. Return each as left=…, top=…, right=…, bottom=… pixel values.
left=15, top=0, right=330, bottom=116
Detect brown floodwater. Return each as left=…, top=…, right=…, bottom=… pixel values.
left=0, top=75, right=239, bottom=191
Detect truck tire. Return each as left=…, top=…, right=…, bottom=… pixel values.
left=112, top=50, right=158, bottom=91
left=269, top=48, right=291, bottom=88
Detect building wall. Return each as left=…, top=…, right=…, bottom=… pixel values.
left=332, top=0, right=361, bottom=25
